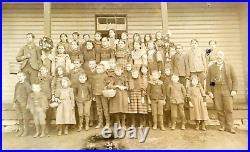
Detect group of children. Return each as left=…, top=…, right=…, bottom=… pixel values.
left=14, top=30, right=213, bottom=138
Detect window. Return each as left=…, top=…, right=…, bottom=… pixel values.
left=95, top=14, right=127, bottom=38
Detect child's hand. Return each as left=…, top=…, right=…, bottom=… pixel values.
left=92, top=97, right=96, bottom=101
left=163, top=100, right=166, bottom=105
left=41, top=54, right=46, bottom=61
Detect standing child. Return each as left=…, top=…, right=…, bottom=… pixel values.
left=146, top=40, right=163, bottom=74
left=167, top=75, right=187, bottom=130
left=82, top=41, right=96, bottom=70
left=131, top=41, right=147, bottom=69
left=160, top=66, right=172, bottom=128
left=140, top=66, right=152, bottom=127
left=85, top=60, right=97, bottom=126
left=51, top=66, right=66, bottom=100
left=188, top=75, right=208, bottom=131
left=68, top=41, right=83, bottom=63
left=115, top=40, right=129, bottom=69
left=92, top=64, right=110, bottom=128
left=128, top=68, right=147, bottom=127
left=13, top=72, right=31, bottom=137
left=147, top=70, right=166, bottom=131
left=69, top=59, right=85, bottom=125
left=52, top=45, right=71, bottom=75
left=56, top=33, right=70, bottom=55
left=38, top=66, right=53, bottom=135
left=96, top=37, right=115, bottom=70
left=171, top=44, right=190, bottom=87
left=108, top=29, right=118, bottom=50
left=71, top=32, right=80, bottom=45
left=56, top=77, right=76, bottom=136
left=109, top=66, right=129, bottom=128
left=27, top=83, right=48, bottom=138
left=76, top=73, right=92, bottom=131
left=120, top=32, right=130, bottom=50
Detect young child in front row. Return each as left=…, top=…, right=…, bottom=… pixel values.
left=27, top=83, right=48, bottom=138
left=128, top=67, right=147, bottom=128
left=38, top=66, right=53, bottom=135
left=167, top=75, right=186, bottom=130
left=147, top=70, right=166, bottom=131
left=92, top=64, right=110, bottom=129
left=188, top=75, right=209, bottom=131
left=55, top=77, right=76, bottom=136
left=13, top=72, right=31, bottom=137
left=76, top=73, right=92, bottom=131
left=109, top=66, right=129, bottom=129
left=160, top=66, right=172, bottom=128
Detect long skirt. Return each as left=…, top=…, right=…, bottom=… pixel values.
left=128, top=91, right=147, bottom=114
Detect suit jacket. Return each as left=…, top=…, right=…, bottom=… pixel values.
left=206, top=61, right=238, bottom=92
left=167, top=82, right=186, bottom=104
left=187, top=49, right=207, bottom=73
left=16, top=43, right=42, bottom=70
left=171, top=53, right=190, bottom=77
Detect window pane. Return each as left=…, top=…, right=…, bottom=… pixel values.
left=107, top=18, right=115, bottom=24
left=116, top=18, right=125, bottom=24
left=98, top=18, right=106, bottom=24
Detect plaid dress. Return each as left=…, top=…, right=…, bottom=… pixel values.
left=128, top=76, right=148, bottom=114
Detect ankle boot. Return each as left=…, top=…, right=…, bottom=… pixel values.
left=77, top=116, right=83, bottom=132
left=104, top=115, right=110, bottom=128
left=95, top=115, right=103, bottom=129
left=195, top=120, right=200, bottom=130
left=139, top=115, right=145, bottom=128
left=21, top=119, right=29, bottom=137
left=152, top=115, right=157, bottom=130
left=201, top=121, right=206, bottom=131
left=181, top=123, right=186, bottom=130
left=58, top=125, right=62, bottom=136
left=85, top=116, right=90, bottom=131
left=64, top=125, right=69, bottom=135
left=40, top=125, right=46, bottom=138
left=16, top=120, right=24, bottom=137
left=171, top=118, right=176, bottom=130
left=159, top=115, right=166, bottom=131
left=33, top=125, right=40, bottom=138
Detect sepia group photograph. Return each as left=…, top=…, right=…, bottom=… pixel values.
left=2, top=1, right=248, bottom=150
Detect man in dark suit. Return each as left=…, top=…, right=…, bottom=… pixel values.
left=206, top=51, right=238, bottom=134
left=16, top=33, right=42, bottom=84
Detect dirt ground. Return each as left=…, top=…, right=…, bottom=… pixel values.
left=2, top=125, right=248, bottom=150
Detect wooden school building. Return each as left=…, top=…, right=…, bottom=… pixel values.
left=2, top=2, right=248, bottom=121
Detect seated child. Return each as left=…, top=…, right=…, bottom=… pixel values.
left=76, top=73, right=92, bottom=131
left=27, top=83, right=48, bottom=138
left=13, top=72, right=31, bottom=137
left=167, top=75, right=186, bottom=130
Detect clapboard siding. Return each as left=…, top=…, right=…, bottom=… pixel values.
left=50, top=3, right=162, bottom=45
left=2, top=2, right=247, bottom=104
left=2, top=3, right=44, bottom=103
left=168, top=3, right=247, bottom=102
